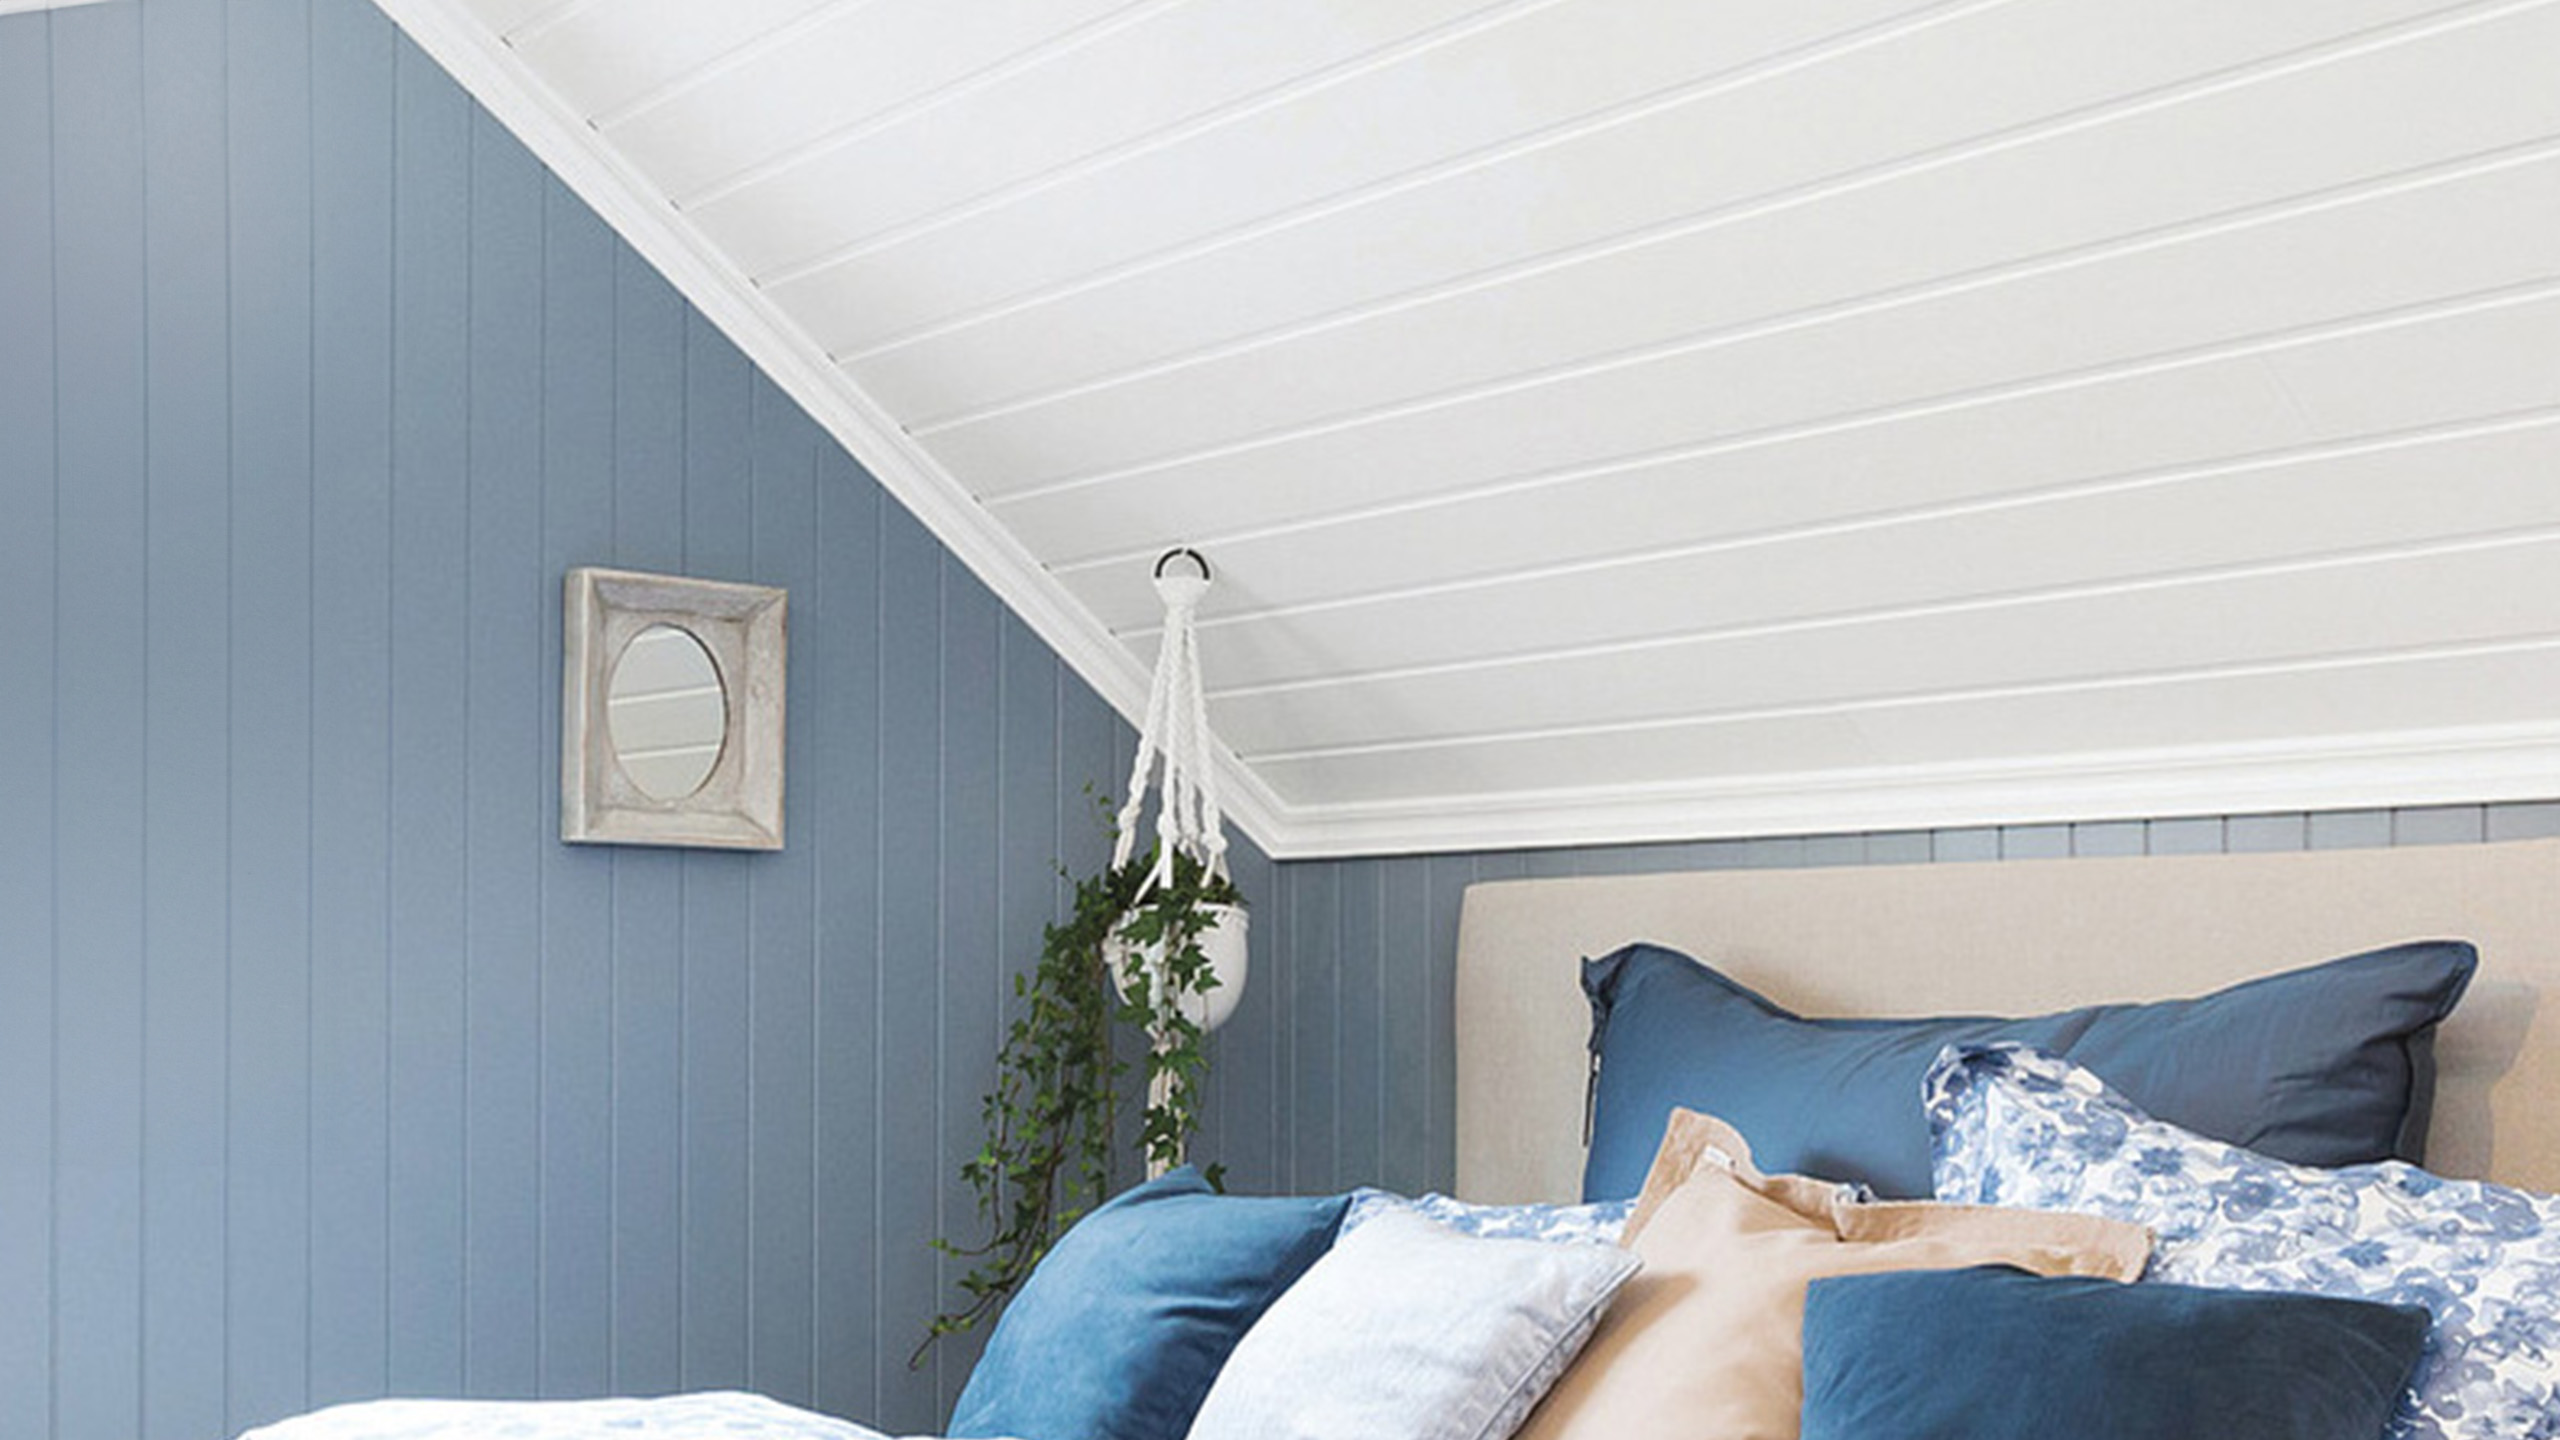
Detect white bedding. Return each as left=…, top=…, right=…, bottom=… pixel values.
left=236, top=1391, right=928, bottom=1440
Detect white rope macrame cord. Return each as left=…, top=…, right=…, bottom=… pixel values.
left=1112, top=562, right=1227, bottom=891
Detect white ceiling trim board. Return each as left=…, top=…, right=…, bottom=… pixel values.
left=0, top=0, right=115, bottom=14
left=1275, top=721, right=2560, bottom=858
left=369, top=0, right=1295, bottom=849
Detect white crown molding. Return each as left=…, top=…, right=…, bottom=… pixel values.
left=366, top=0, right=1295, bottom=852
left=1265, top=721, right=2560, bottom=859
left=0, top=0, right=117, bottom=15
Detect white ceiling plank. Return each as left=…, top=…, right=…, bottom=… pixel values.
left=604, top=0, right=1150, bottom=201
left=986, top=280, right=2560, bottom=570
left=1042, top=301, right=2560, bottom=599
left=1214, top=537, right=2560, bottom=756
left=1251, top=643, right=2560, bottom=808
left=855, top=1, right=2560, bottom=421
left=508, top=0, right=838, bottom=121
left=713, top=0, right=1923, bottom=287
left=1076, top=424, right=2560, bottom=665
left=452, top=0, right=557, bottom=35
left=686, top=0, right=1531, bottom=276
left=928, top=149, right=2560, bottom=490
left=780, top=0, right=2467, bottom=354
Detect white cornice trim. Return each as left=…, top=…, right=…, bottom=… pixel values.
left=0, top=0, right=117, bottom=15
left=1262, top=721, right=2560, bottom=858
left=366, top=0, right=1294, bottom=850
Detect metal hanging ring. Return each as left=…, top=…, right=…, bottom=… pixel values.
left=1153, top=547, right=1212, bottom=582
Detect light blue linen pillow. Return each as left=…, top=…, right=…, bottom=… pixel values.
left=1185, top=1208, right=1640, bottom=1440
left=1927, top=1042, right=2560, bottom=1440
left=1337, top=1187, right=1634, bottom=1246
left=948, top=1167, right=1349, bottom=1440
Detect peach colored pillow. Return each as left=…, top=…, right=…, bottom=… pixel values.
left=1515, top=1109, right=2152, bottom=1440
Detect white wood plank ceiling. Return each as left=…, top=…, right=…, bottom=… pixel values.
left=382, top=0, right=2560, bottom=857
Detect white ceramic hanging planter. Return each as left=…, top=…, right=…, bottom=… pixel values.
left=1105, top=901, right=1250, bottom=1034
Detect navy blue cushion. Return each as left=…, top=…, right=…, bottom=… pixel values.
left=1799, top=1266, right=2430, bottom=1440
left=1581, top=939, right=2475, bottom=1199
left=948, top=1168, right=1351, bottom=1440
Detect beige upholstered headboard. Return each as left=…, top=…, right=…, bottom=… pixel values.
left=1455, top=839, right=2559, bottom=1202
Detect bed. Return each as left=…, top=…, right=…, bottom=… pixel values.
left=251, top=836, right=2560, bottom=1440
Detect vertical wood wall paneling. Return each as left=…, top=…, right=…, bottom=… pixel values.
left=931, top=565, right=1002, bottom=1420
left=462, top=98, right=546, bottom=1402
left=747, top=381, right=821, bottom=1408
left=536, top=180, right=618, bottom=1399
left=1287, top=862, right=1337, bottom=1194
left=1333, top=859, right=1384, bottom=1192
left=227, top=0, right=318, bottom=1428
left=49, top=7, right=151, bottom=1439
left=873, top=504, right=944, bottom=1427
left=306, top=0, right=396, bottom=1406
left=810, top=446, right=883, bottom=1425
left=139, top=0, right=231, bottom=1432
left=605, top=247, right=687, bottom=1396
left=677, top=315, right=755, bottom=1390
left=0, top=6, right=55, bottom=1428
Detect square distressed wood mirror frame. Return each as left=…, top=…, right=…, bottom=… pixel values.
left=563, top=566, right=788, bottom=850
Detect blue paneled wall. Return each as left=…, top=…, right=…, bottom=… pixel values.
left=0, top=3, right=1297, bottom=1436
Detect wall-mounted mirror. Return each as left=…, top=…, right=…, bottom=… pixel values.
left=564, top=567, right=786, bottom=850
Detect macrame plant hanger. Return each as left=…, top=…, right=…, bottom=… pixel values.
left=1111, top=547, right=1240, bottom=1176
left=1112, top=546, right=1230, bottom=902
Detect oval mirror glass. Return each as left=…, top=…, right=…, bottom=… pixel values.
left=608, top=623, right=726, bottom=800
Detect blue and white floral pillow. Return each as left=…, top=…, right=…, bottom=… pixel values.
left=1926, top=1041, right=2560, bottom=1440
left=1338, top=1188, right=1634, bottom=1246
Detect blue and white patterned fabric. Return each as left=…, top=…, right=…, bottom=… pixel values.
left=1338, top=1188, right=1635, bottom=1245
left=235, top=1392, right=921, bottom=1440
left=1927, top=1042, right=2560, bottom=1440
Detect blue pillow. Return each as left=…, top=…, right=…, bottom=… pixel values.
left=1581, top=939, right=2475, bottom=1199
left=1800, top=1266, right=2430, bottom=1440
left=948, top=1168, right=1350, bottom=1440
left=1929, top=1043, right=2560, bottom=1440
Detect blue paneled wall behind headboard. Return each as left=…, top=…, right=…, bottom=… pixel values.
left=0, top=3, right=1298, bottom=1437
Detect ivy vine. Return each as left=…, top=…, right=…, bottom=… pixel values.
left=914, top=842, right=1241, bottom=1364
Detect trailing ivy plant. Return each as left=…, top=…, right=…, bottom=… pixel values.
left=915, top=841, right=1241, bottom=1365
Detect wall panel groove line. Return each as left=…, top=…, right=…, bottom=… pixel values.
left=824, top=0, right=2541, bottom=366
left=910, top=134, right=2560, bottom=439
